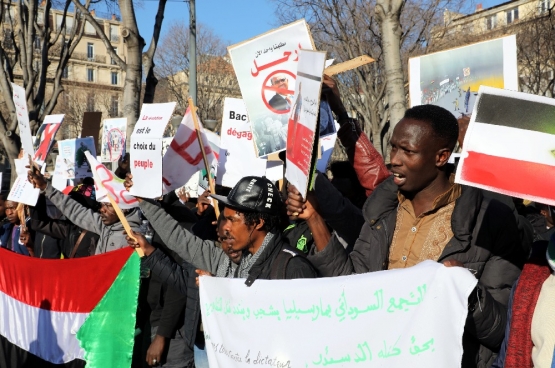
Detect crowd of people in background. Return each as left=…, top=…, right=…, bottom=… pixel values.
left=1, top=75, right=553, bottom=368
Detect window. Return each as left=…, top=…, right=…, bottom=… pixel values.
left=62, top=66, right=68, bottom=79
left=110, top=25, right=119, bottom=42
left=2, top=5, right=14, bottom=23
left=33, top=36, right=41, bottom=51
left=506, top=7, right=519, bottom=24
left=33, top=60, right=40, bottom=73
left=86, top=94, right=95, bottom=111
left=37, top=11, right=44, bottom=25
left=87, top=42, right=94, bottom=60
left=111, top=47, right=118, bottom=65
left=111, top=71, right=118, bottom=85
left=87, top=68, right=94, bottom=82
left=3, top=30, right=13, bottom=49
left=85, top=21, right=95, bottom=35
left=110, top=95, right=119, bottom=116
left=540, top=0, right=551, bottom=13
left=55, top=14, right=73, bottom=30
left=486, top=15, right=496, bottom=30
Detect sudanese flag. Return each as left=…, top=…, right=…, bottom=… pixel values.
left=0, top=247, right=140, bottom=367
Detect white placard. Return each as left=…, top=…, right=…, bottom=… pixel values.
left=316, top=132, right=338, bottom=173
left=58, top=137, right=96, bottom=179
left=52, top=156, right=69, bottom=192
left=33, top=114, right=64, bottom=166
left=12, top=83, right=34, bottom=158
left=228, top=20, right=314, bottom=157
left=8, top=158, right=39, bottom=206
left=201, top=261, right=477, bottom=368
left=101, top=118, right=127, bottom=162
left=218, top=98, right=267, bottom=188
left=285, top=49, right=327, bottom=198
left=130, top=102, right=176, bottom=198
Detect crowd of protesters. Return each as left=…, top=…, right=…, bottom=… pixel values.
left=0, top=74, right=552, bottom=368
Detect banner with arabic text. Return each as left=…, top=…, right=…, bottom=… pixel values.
left=200, top=261, right=476, bottom=368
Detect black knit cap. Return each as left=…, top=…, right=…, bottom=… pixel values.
left=210, top=176, right=281, bottom=215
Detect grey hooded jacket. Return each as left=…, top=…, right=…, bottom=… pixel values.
left=44, top=184, right=142, bottom=254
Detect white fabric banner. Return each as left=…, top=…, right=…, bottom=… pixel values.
left=200, top=261, right=476, bottom=368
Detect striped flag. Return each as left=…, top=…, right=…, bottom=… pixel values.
left=0, top=247, right=140, bottom=367
left=456, top=86, right=555, bottom=205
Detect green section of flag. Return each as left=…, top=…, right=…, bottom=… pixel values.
left=77, top=251, right=141, bottom=368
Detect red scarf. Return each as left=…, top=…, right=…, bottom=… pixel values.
left=504, top=244, right=551, bottom=368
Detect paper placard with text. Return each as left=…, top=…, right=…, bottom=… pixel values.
left=52, top=156, right=69, bottom=192
left=285, top=49, right=327, bottom=198
left=85, top=152, right=139, bottom=209
left=218, top=98, right=267, bottom=188
left=101, top=118, right=127, bottom=162
left=58, top=137, right=96, bottom=180
left=12, top=83, right=34, bottom=158
left=228, top=20, right=314, bottom=157
left=129, top=102, right=176, bottom=198
left=456, top=86, right=555, bottom=206
left=201, top=261, right=476, bottom=368
left=8, top=158, right=40, bottom=206
left=33, top=115, right=64, bottom=166
left=162, top=107, right=217, bottom=194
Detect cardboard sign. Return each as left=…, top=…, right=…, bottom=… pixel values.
left=85, top=151, right=139, bottom=209
left=8, top=158, right=40, bottom=206
left=33, top=115, right=64, bottom=166
left=198, top=130, right=220, bottom=192
left=52, top=156, right=69, bottom=192
left=409, top=35, right=517, bottom=118
left=129, top=102, right=176, bottom=198
left=58, top=137, right=96, bottom=180
left=285, top=49, right=327, bottom=198
left=456, top=86, right=555, bottom=206
left=12, top=83, right=34, bottom=158
left=201, top=261, right=476, bottom=368
left=316, top=131, right=338, bottom=173
left=81, top=112, right=102, bottom=150
left=228, top=20, right=314, bottom=157
left=101, top=118, right=127, bottom=162
left=218, top=98, right=267, bottom=188
left=162, top=107, right=217, bottom=194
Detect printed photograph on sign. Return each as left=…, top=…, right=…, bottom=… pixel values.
left=33, top=115, right=64, bottom=165
left=101, top=118, right=127, bottom=162
left=58, top=137, right=96, bottom=180
left=228, top=20, right=314, bottom=157
left=456, top=86, right=555, bottom=207
left=409, top=35, right=517, bottom=119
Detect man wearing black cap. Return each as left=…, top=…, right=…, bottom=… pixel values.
left=127, top=176, right=317, bottom=285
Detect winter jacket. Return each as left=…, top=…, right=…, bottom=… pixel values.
left=308, top=176, right=526, bottom=368
left=139, top=200, right=318, bottom=284
left=44, top=184, right=141, bottom=254
left=0, top=222, right=29, bottom=255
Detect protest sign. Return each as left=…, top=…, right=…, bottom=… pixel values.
left=58, top=137, right=96, bottom=180
left=162, top=107, right=217, bottom=194
left=285, top=49, right=327, bottom=198
left=85, top=152, right=139, bottom=209
left=8, top=158, right=40, bottom=206
left=81, top=112, right=102, bottom=149
left=52, top=156, right=69, bottom=192
left=228, top=20, right=314, bottom=157
left=409, top=35, right=517, bottom=118
left=12, top=83, right=34, bottom=158
left=101, top=118, right=127, bottom=162
left=33, top=115, right=64, bottom=166
left=316, top=132, right=337, bottom=173
left=456, top=86, right=555, bottom=205
left=200, top=261, right=476, bottom=368
left=161, top=137, right=174, bottom=157
left=218, top=98, right=267, bottom=188
left=197, top=130, right=220, bottom=193
left=129, top=102, right=176, bottom=198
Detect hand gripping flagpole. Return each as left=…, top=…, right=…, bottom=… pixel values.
left=187, top=97, right=220, bottom=219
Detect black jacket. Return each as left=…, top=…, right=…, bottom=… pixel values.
left=308, top=176, right=526, bottom=368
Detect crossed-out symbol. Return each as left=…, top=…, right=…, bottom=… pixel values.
left=261, top=70, right=296, bottom=114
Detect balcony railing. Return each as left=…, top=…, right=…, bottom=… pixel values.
left=72, top=52, right=106, bottom=63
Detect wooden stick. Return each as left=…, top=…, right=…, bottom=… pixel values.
left=324, top=55, right=375, bottom=76
left=105, top=192, right=144, bottom=257
left=187, top=97, right=220, bottom=219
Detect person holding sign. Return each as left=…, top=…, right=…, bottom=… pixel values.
left=125, top=175, right=318, bottom=286
left=287, top=104, right=527, bottom=367
left=26, top=170, right=142, bottom=254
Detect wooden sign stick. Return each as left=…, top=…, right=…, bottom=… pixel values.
left=187, top=97, right=220, bottom=219
left=324, top=55, right=375, bottom=76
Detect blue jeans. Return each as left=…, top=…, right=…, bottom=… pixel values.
left=194, top=343, right=209, bottom=368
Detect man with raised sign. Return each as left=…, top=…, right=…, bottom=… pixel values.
left=287, top=104, right=527, bottom=367
left=125, top=175, right=318, bottom=285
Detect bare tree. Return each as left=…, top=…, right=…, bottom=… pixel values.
left=274, top=0, right=470, bottom=157
left=155, top=21, right=240, bottom=124
left=0, top=0, right=87, bottom=182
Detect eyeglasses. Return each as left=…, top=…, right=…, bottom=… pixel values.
left=273, top=78, right=286, bottom=84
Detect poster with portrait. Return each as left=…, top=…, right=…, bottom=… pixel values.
left=58, top=137, right=96, bottom=180
left=33, top=114, right=64, bottom=166
left=228, top=19, right=314, bottom=157
left=101, top=118, right=127, bottom=162
left=285, top=49, right=327, bottom=198
left=408, top=35, right=517, bottom=118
